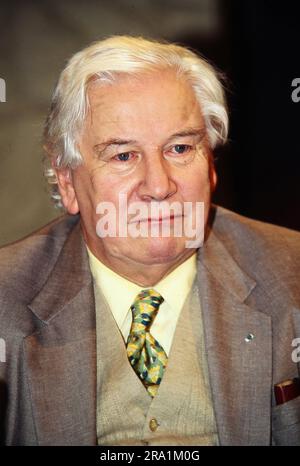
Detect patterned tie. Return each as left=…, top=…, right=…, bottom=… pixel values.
left=126, top=288, right=168, bottom=397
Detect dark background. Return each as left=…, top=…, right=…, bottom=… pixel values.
left=0, top=0, right=299, bottom=246
left=214, top=0, right=300, bottom=232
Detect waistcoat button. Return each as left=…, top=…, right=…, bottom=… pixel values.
left=149, top=418, right=159, bottom=432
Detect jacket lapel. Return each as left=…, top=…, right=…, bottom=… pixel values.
left=25, top=221, right=97, bottom=445
left=197, top=229, right=272, bottom=445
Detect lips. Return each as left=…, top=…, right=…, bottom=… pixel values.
left=147, top=215, right=176, bottom=222
left=129, top=214, right=183, bottom=224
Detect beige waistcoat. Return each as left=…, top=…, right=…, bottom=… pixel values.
left=95, top=279, right=218, bottom=446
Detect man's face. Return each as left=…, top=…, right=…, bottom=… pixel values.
left=57, top=69, right=216, bottom=278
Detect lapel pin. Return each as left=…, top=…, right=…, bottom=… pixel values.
left=245, top=333, right=255, bottom=342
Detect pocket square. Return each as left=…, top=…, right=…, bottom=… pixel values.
left=274, top=377, right=300, bottom=405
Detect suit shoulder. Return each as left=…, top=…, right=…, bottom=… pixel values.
left=213, top=205, right=300, bottom=257
left=212, top=206, right=300, bottom=296
left=0, top=214, right=80, bottom=302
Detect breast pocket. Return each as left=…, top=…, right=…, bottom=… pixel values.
left=272, top=395, right=300, bottom=445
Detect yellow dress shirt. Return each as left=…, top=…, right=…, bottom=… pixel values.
left=87, top=248, right=197, bottom=356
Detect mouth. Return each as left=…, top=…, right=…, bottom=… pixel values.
left=129, top=214, right=183, bottom=224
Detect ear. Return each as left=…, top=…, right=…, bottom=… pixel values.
left=54, top=165, right=79, bottom=214
left=210, top=164, right=217, bottom=192
left=209, top=153, right=218, bottom=193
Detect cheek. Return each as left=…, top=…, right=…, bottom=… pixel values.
left=71, top=170, right=101, bottom=217
left=74, top=168, right=111, bottom=205
left=178, top=167, right=211, bottom=201
left=94, top=172, right=139, bottom=207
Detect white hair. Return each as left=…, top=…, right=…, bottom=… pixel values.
left=43, top=35, right=229, bottom=207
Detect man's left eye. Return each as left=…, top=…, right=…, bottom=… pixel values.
left=172, top=144, right=191, bottom=154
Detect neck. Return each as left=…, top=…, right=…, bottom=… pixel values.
left=84, top=238, right=196, bottom=287
left=97, top=252, right=196, bottom=287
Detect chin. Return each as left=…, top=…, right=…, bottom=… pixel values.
left=131, top=236, right=188, bottom=265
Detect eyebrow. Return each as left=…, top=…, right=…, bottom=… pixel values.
left=93, top=127, right=206, bottom=153
left=164, top=127, right=206, bottom=144
left=93, top=138, right=137, bottom=154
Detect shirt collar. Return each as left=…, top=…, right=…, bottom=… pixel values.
left=87, top=246, right=197, bottom=328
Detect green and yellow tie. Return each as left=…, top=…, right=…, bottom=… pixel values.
left=126, top=288, right=168, bottom=397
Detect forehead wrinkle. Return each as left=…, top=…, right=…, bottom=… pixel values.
left=84, top=71, right=204, bottom=149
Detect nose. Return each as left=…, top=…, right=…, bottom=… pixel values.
left=137, top=151, right=177, bottom=201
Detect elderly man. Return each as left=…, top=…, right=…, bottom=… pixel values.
left=0, top=36, right=300, bottom=446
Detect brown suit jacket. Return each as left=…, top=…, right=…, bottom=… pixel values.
left=0, top=205, right=300, bottom=445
